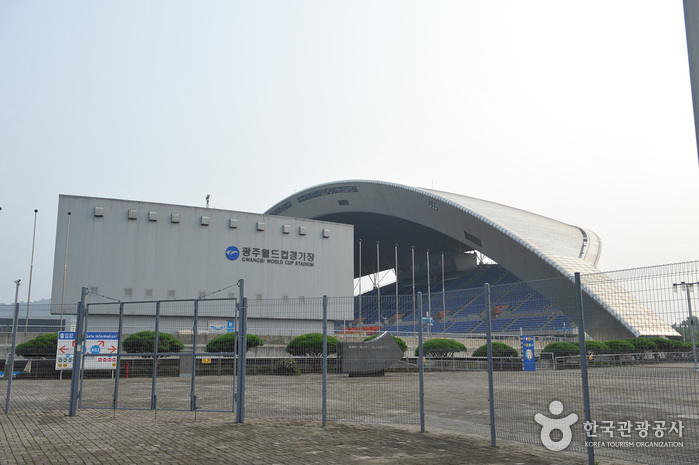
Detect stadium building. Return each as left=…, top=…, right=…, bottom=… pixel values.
left=51, top=181, right=677, bottom=340
left=266, top=180, right=677, bottom=340
left=50, top=195, right=354, bottom=335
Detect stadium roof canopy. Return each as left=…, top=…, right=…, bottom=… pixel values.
left=266, top=180, right=676, bottom=340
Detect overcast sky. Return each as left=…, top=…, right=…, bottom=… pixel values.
left=2, top=1, right=699, bottom=304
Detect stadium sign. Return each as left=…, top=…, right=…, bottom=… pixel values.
left=225, top=245, right=316, bottom=267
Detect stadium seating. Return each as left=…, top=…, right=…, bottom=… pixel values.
left=506, top=316, right=551, bottom=331
left=542, top=315, right=572, bottom=331
left=346, top=264, right=571, bottom=336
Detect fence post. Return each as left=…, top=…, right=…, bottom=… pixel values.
left=4, top=279, right=21, bottom=414
left=236, top=296, right=248, bottom=423
left=575, top=272, right=595, bottom=465
left=78, top=303, right=92, bottom=408
left=232, top=297, right=238, bottom=413
left=322, top=295, right=328, bottom=428
left=681, top=283, right=699, bottom=371
left=233, top=280, right=243, bottom=415
left=418, top=291, right=425, bottom=433
left=69, top=286, right=88, bottom=417
left=485, top=283, right=496, bottom=448
left=112, top=302, right=125, bottom=411
left=190, top=299, right=199, bottom=411
left=151, top=301, right=161, bottom=410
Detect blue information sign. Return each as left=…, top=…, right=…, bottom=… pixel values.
left=56, top=331, right=119, bottom=371
left=227, top=321, right=235, bottom=333
left=521, top=335, right=536, bottom=372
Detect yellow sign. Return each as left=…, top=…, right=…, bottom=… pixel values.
left=202, top=358, right=211, bottom=364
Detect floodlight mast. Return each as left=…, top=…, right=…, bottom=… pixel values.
left=5, top=279, right=21, bottom=413
left=25, top=209, right=38, bottom=333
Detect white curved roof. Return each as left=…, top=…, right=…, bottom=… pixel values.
left=267, top=180, right=676, bottom=339
left=421, top=187, right=602, bottom=266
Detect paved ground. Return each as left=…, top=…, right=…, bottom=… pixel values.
left=0, top=408, right=643, bottom=465
left=3, top=364, right=696, bottom=464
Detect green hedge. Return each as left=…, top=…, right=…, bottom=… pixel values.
left=580, top=340, right=609, bottom=354
left=205, top=333, right=263, bottom=353
left=15, top=333, right=58, bottom=358
left=624, top=338, right=658, bottom=351
left=472, top=342, right=518, bottom=358
left=122, top=331, right=184, bottom=354
left=363, top=334, right=408, bottom=353
left=542, top=341, right=578, bottom=357
left=415, top=338, right=467, bottom=357
left=603, top=339, right=636, bottom=353
left=647, top=338, right=691, bottom=352
left=285, top=333, right=339, bottom=356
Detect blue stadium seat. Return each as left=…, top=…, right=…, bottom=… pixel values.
left=351, top=265, right=566, bottom=336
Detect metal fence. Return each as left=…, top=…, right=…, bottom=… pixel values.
left=2, top=262, right=699, bottom=465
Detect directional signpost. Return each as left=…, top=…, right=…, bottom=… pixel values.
left=56, top=331, right=119, bottom=371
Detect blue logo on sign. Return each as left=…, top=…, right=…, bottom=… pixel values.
left=225, top=246, right=240, bottom=261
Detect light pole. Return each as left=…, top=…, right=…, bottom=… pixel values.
left=358, top=239, right=362, bottom=328
left=25, top=209, right=38, bottom=333
left=5, top=279, right=20, bottom=412
left=673, top=281, right=699, bottom=371
left=395, top=243, right=399, bottom=329
left=60, top=212, right=72, bottom=331
left=426, top=249, right=431, bottom=338
left=376, top=241, right=380, bottom=326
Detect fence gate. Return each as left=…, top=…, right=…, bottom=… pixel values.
left=70, top=293, right=240, bottom=415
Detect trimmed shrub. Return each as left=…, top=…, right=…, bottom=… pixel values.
left=273, top=358, right=301, bottom=376
left=206, top=333, right=263, bottom=353
left=581, top=341, right=609, bottom=354
left=363, top=334, right=408, bottom=353
left=604, top=340, right=635, bottom=353
left=122, top=331, right=184, bottom=355
left=625, top=338, right=658, bottom=352
left=472, top=342, right=519, bottom=358
left=15, top=333, right=58, bottom=358
left=415, top=338, right=467, bottom=357
left=542, top=341, right=579, bottom=358
left=680, top=341, right=695, bottom=352
left=647, top=338, right=683, bottom=351
left=285, top=333, right=339, bottom=356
